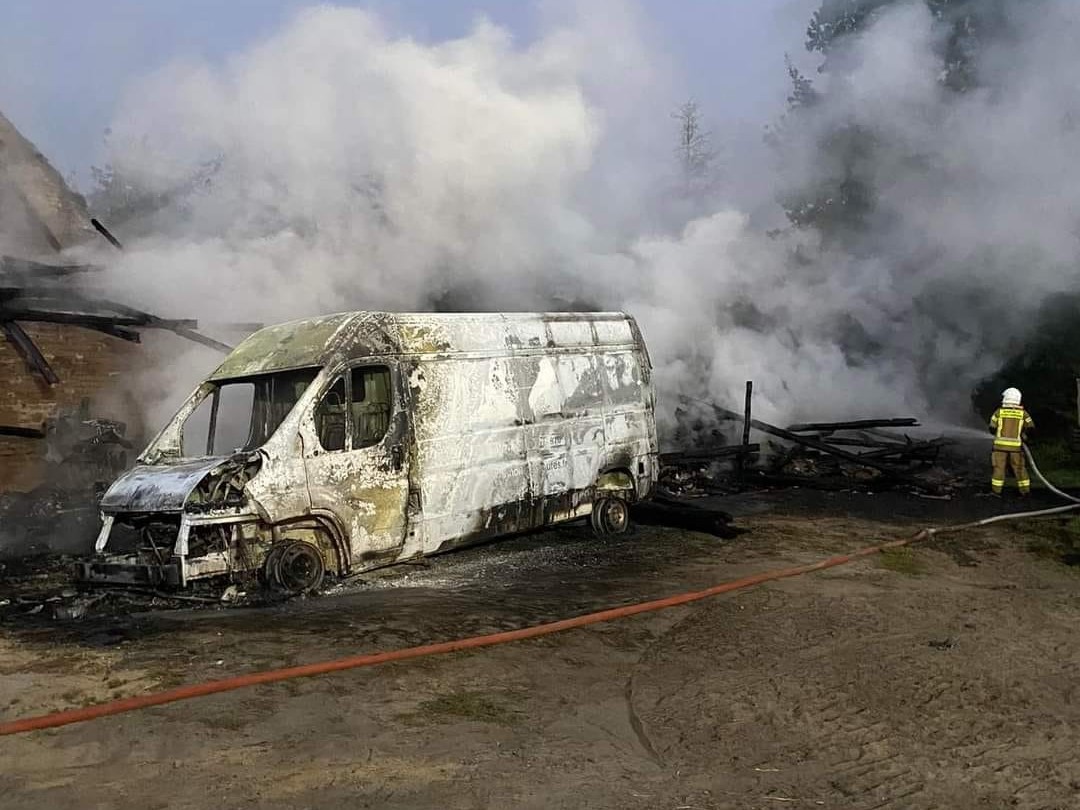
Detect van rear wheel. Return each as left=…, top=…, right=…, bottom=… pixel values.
left=591, top=497, right=629, bottom=536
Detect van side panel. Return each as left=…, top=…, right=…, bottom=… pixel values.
left=407, top=315, right=656, bottom=555
left=409, top=355, right=531, bottom=554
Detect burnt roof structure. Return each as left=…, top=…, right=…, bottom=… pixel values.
left=0, top=110, right=242, bottom=492
left=0, top=111, right=235, bottom=386
left=0, top=110, right=94, bottom=255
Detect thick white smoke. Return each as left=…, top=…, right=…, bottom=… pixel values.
left=81, top=1, right=1080, bottom=435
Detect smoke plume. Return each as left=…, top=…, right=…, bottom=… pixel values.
left=78, top=1, right=1080, bottom=433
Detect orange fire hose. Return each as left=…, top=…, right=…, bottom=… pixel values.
left=3, top=499, right=1077, bottom=739
left=0, top=530, right=925, bottom=738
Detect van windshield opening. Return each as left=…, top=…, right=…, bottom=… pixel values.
left=182, top=368, right=319, bottom=457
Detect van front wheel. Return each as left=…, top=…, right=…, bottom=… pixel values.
left=264, top=540, right=326, bottom=595
left=591, top=497, right=629, bottom=536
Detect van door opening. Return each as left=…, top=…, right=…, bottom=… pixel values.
left=301, top=364, right=410, bottom=566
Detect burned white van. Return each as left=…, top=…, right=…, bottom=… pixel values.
left=81, top=312, right=658, bottom=593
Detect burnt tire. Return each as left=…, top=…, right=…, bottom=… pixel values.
left=271, top=540, right=326, bottom=595
left=591, top=497, right=630, bottom=536
left=261, top=543, right=289, bottom=590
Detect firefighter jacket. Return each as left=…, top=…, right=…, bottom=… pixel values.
left=989, top=406, right=1034, bottom=451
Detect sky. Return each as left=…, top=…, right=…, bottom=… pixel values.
left=0, top=0, right=816, bottom=188
left=6, top=0, right=1074, bottom=430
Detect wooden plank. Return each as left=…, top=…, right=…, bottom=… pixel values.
left=0, top=424, right=46, bottom=439
left=810, top=436, right=908, bottom=449
left=661, top=444, right=761, bottom=465
left=739, top=380, right=753, bottom=479
left=0, top=307, right=195, bottom=331
left=1, top=321, right=59, bottom=384
left=786, top=418, right=919, bottom=433
left=681, top=396, right=914, bottom=479
left=856, top=438, right=948, bottom=461
left=0, top=256, right=102, bottom=277
left=91, top=218, right=124, bottom=250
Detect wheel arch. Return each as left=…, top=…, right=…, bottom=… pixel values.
left=272, top=511, right=350, bottom=576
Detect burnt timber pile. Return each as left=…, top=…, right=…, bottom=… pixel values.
left=662, top=398, right=960, bottom=499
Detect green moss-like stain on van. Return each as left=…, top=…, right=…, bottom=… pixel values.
left=210, top=314, right=355, bottom=379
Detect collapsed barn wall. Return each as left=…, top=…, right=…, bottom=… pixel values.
left=0, top=322, right=143, bottom=492
left=0, top=109, right=145, bottom=499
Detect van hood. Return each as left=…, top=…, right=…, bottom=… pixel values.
left=100, top=457, right=231, bottom=514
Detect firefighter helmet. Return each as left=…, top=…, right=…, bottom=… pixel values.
left=1002, top=387, right=1022, bottom=406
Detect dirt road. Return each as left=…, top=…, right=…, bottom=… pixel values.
left=2, top=495, right=1079, bottom=809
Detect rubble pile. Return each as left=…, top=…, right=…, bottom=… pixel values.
left=0, top=400, right=135, bottom=559
left=662, top=404, right=965, bottom=499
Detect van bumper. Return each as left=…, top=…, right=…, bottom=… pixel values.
left=75, top=557, right=183, bottom=587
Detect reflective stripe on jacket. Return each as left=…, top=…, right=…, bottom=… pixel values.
left=989, top=407, right=1034, bottom=450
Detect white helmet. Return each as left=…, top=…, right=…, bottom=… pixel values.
left=1002, top=387, right=1022, bottom=406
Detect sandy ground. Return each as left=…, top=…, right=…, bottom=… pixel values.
left=2, top=492, right=1080, bottom=809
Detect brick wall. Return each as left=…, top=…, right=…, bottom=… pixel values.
left=0, top=323, right=142, bottom=491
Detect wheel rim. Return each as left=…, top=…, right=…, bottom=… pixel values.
left=603, top=499, right=628, bottom=533
left=275, top=541, right=325, bottom=594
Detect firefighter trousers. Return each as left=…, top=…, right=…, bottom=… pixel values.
left=991, top=450, right=1030, bottom=494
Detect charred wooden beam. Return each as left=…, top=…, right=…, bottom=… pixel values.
left=739, top=380, right=753, bottom=479
left=0, top=308, right=195, bottom=331
left=0, top=256, right=103, bottom=277
left=157, top=324, right=232, bottom=352
left=0, top=311, right=141, bottom=341
left=786, top=418, right=919, bottom=433
left=809, top=436, right=909, bottom=449
left=90, top=218, right=123, bottom=250
left=0, top=424, right=46, bottom=439
left=747, top=472, right=899, bottom=492
left=856, top=438, right=949, bottom=461
left=661, top=444, right=761, bottom=465
left=91, top=324, right=141, bottom=343
left=71, top=297, right=232, bottom=353
left=631, top=500, right=743, bottom=539
left=1, top=321, right=59, bottom=384
left=681, top=396, right=916, bottom=479
left=0, top=294, right=232, bottom=353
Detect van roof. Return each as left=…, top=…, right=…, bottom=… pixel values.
left=209, top=311, right=642, bottom=380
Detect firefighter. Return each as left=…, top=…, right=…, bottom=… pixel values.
left=989, top=387, right=1034, bottom=496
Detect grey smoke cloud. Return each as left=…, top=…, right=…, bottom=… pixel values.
left=79, top=0, right=1080, bottom=434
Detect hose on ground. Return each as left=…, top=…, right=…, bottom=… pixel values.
left=913, top=442, right=1080, bottom=539
left=0, top=445, right=1076, bottom=738
left=1024, top=444, right=1080, bottom=504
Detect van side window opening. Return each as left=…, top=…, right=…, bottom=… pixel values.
left=313, top=366, right=392, bottom=453
left=315, top=377, right=347, bottom=452
left=352, top=366, right=391, bottom=448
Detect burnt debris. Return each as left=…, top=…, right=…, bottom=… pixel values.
left=663, top=395, right=959, bottom=498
